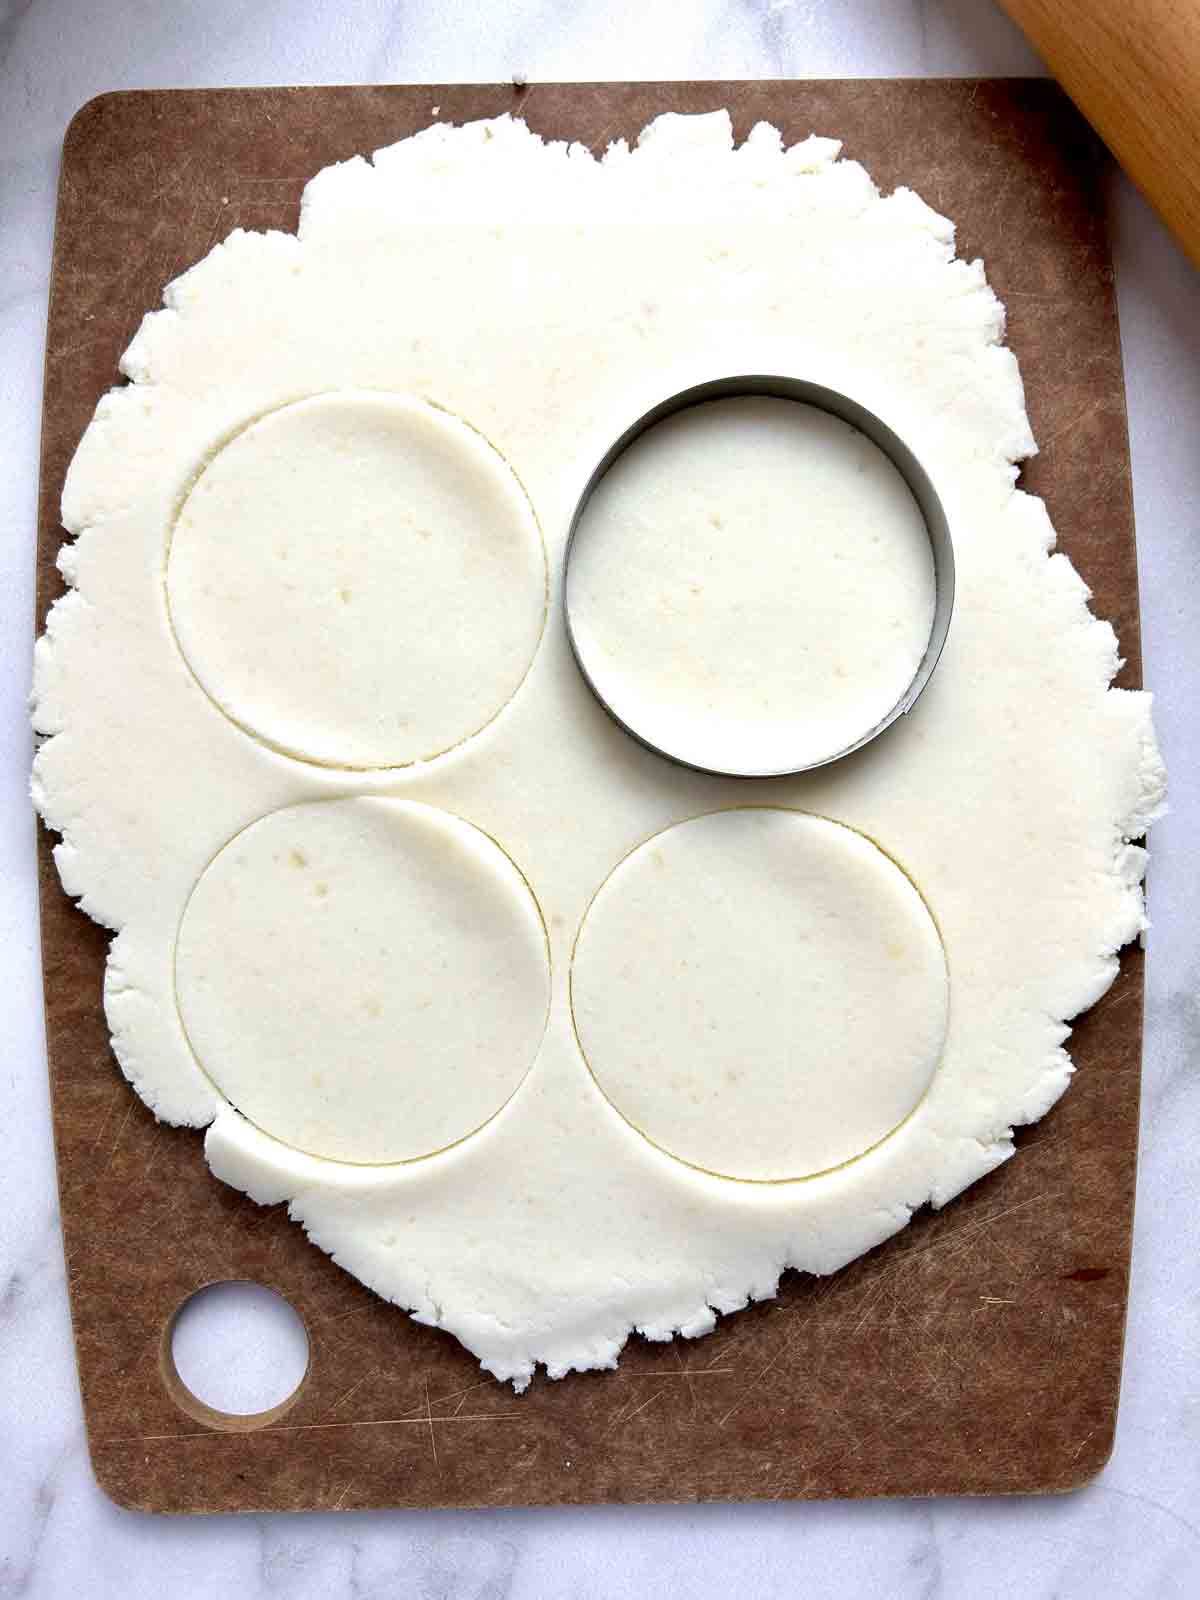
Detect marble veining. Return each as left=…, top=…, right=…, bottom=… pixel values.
left=2, top=1, right=1198, bottom=1595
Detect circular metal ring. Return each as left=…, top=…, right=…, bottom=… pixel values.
left=563, top=374, right=955, bottom=778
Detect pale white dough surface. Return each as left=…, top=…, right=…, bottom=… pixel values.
left=566, top=397, right=935, bottom=773
left=31, top=110, right=1165, bottom=1389
left=175, top=797, right=551, bottom=1164
left=570, top=808, right=948, bottom=1181
left=167, top=390, right=547, bottom=769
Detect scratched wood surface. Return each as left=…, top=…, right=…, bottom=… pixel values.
left=37, top=81, right=1143, bottom=1512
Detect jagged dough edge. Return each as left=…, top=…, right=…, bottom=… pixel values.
left=32, top=110, right=1166, bottom=1390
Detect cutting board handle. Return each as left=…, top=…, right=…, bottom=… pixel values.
left=997, top=0, right=1200, bottom=269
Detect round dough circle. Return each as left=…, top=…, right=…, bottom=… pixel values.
left=167, top=391, right=547, bottom=769
left=175, top=797, right=550, bottom=1164
left=570, top=808, right=948, bottom=1181
left=566, top=397, right=936, bottom=774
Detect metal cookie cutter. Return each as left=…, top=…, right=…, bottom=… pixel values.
left=562, top=374, right=955, bottom=779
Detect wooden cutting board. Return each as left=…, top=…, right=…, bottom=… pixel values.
left=36, top=80, right=1144, bottom=1513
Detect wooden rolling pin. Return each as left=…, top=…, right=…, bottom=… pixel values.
left=996, top=0, right=1200, bottom=269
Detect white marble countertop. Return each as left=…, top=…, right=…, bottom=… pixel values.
left=2, top=1, right=1197, bottom=1594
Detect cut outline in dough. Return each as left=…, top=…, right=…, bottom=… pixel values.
left=171, top=795, right=555, bottom=1168
left=568, top=804, right=951, bottom=1186
left=162, top=388, right=551, bottom=772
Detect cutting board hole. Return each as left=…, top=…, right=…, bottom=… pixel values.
left=163, top=1282, right=310, bottom=1430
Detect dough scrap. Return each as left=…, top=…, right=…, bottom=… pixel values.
left=32, top=110, right=1165, bottom=1390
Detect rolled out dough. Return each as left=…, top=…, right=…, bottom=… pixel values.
left=32, top=110, right=1165, bottom=1389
